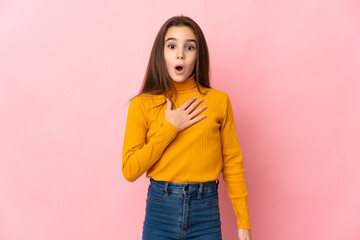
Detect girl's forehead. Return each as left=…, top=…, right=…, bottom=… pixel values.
left=165, top=26, right=196, bottom=41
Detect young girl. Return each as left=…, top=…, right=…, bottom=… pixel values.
left=122, top=15, right=252, bottom=240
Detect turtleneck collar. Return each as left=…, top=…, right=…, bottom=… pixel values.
left=171, top=73, right=196, bottom=91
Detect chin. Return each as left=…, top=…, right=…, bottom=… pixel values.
left=171, top=73, right=190, bottom=82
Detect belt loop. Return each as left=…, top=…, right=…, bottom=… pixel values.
left=216, top=179, right=219, bottom=189
left=164, top=182, right=169, bottom=197
left=197, top=183, right=203, bottom=199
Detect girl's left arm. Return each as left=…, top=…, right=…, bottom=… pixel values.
left=220, top=93, right=252, bottom=230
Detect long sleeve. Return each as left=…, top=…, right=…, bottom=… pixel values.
left=220, top=93, right=251, bottom=229
left=122, top=96, right=179, bottom=182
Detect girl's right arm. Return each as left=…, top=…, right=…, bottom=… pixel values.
left=122, top=96, right=178, bottom=182
left=122, top=96, right=206, bottom=182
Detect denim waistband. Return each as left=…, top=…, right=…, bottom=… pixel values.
left=149, top=177, right=219, bottom=196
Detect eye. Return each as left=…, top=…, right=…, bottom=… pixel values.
left=167, top=44, right=175, bottom=49
left=186, top=45, right=195, bottom=51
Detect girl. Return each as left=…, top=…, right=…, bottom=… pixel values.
left=122, top=15, right=252, bottom=240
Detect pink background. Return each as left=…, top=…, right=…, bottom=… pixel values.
left=1, top=0, right=359, bottom=239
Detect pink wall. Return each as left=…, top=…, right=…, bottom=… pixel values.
left=1, top=0, right=359, bottom=239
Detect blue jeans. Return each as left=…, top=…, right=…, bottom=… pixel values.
left=142, top=177, right=222, bottom=240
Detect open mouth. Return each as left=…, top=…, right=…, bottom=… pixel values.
left=175, top=65, right=184, bottom=73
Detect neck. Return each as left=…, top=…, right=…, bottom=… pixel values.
left=171, top=73, right=196, bottom=91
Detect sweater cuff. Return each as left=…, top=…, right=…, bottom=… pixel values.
left=233, top=197, right=251, bottom=229
left=161, top=120, right=179, bottom=134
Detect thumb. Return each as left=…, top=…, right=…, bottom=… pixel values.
left=166, top=98, right=172, bottom=110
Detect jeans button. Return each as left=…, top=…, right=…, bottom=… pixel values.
left=184, top=186, right=189, bottom=191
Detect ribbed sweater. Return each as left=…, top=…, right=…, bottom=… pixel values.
left=122, top=73, right=251, bottom=229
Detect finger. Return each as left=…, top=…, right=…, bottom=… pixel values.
left=189, top=114, right=206, bottom=125
left=179, top=97, right=197, bottom=110
left=188, top=105, right=207, bottom=118
left=186, top=98, right=204, bottom=113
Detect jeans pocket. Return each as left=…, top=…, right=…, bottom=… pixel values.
left=147, top=184, right=168, bottom=203
left=199, top=189, right=219, bottom=206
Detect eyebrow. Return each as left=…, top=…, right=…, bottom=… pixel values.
left=165, top=37, right=197, bottom=44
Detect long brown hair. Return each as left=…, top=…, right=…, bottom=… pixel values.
left=127, top=15, right=211, bottom=109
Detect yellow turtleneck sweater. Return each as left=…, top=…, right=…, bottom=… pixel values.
left=122, top=74, right=251, bottom=229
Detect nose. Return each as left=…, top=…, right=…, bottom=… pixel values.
left=176, top=49, right=185, bottom=59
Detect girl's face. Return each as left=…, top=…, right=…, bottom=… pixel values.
left=164, top=26, right=197, bottom=83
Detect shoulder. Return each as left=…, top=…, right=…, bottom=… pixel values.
left=129, top=93, right=166, bottom=111
left=130, top=93, right=160, bottom=104
left=128, top=94, right=149, bottom=112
